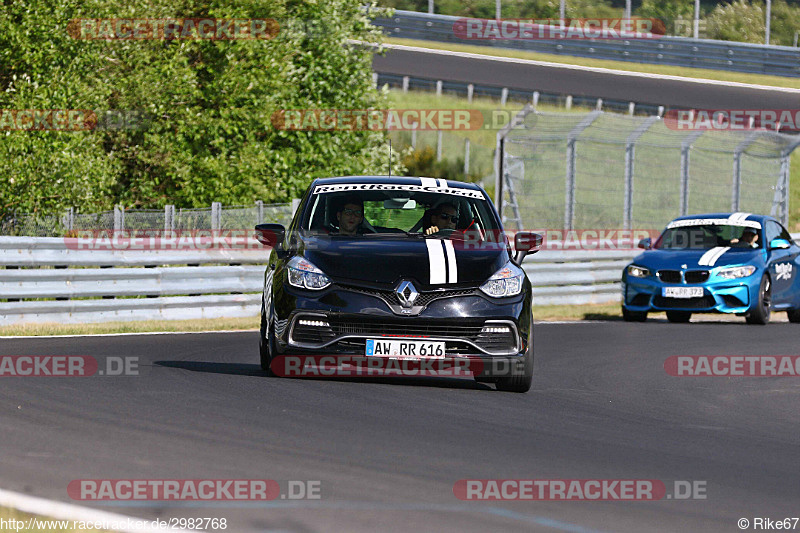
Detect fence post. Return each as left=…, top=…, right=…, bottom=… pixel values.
left=467, top=84, right=474, bottom=103
left=114, top=205, right=125, bottom=231
left=772, top=154, right=791, bottom=225
left=732, top=133, right=759, bottom=212
left=402, top=76, right=409, bottom=93
left=62, top=207, right=74, bottom=231
left=437, top=130, right=443, bottom=161
left=164, top=205, right=175, bottom=232
left=500, top=87, right=508, bottom=107
left=532, top=91, right=539, bottom=109
left=565, top=111, right=602, bottom=230
left=680, top=131, right=704, bottom=216
left=436, top=80, right=442, bottom=97
left=256, top=200, right=264, bottom=224
left=411, top=127, right=417, bottom=149
left=372, top=72, right=378, bottom=86
left=565, top=95, right=572, bottom=110
left=494, top=104, right=535, bottom=212
left=624, top=116, right=659, bottom=230
left=464, top=138, right=470, bottom=177
left=596, top=98, right=603, bottom=111
left=211, top=202, right=221, bottom=231
left=628, top=102, right=635, bottom=115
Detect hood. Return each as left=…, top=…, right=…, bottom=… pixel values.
left=299, top=235, right=509, bottom=290
left=632, top=247, right=764, bottom=270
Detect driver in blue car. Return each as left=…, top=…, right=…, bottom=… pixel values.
left=424, top=203, right=459, bottom=235
left=731, top=228, right=759, bottom=248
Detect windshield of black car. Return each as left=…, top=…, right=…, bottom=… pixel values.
left=301, top=186, right=502, bottom=238
left=654, top=224, right=762, bottom=250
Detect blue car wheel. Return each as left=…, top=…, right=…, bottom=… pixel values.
left=745, top=274, right=771, bottom=325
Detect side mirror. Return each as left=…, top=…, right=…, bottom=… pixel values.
left=254, top=223, right=285, bottom=249
left=513, top=231, right=543, bottom=265
left=769, top=238, right=791, bottom=250
left=638, top=238, right=652, bottom=250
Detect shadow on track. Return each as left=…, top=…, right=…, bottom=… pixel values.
left=154, top=360, right=494, bottom=391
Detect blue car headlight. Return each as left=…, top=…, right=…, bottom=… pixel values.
left=287, top=257, right=331, bottom=290
left=717, top=265, right=757, bottom=279
left=627, top=265, right=650, bottom=278
left=480, top=261, right=525, bottom=298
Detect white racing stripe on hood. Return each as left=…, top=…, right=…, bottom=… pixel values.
left=444, top=240, right=458, bottom=283
left=426, top=239, right=446, bottom=284
left=729, top=212, right=751, bottom=223
left=698, top=246, right=731, bottom=266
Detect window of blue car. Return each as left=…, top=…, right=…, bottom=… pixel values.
left=655, top=224, right=762, bottom=250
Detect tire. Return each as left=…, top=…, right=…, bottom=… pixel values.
left=622, top=306, right=647, bottom=322
left=787, top=309, right=800, bottom=323
left=746, top=274, right=771, bottom=325
left=495, top=326, right=534, bottom=393
left=495, top=350, right=533, bottom=393
left=259, top=302, right=277, bottom=376
left=666, top=311, right=692, bottom=323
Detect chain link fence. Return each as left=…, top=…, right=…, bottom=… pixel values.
left=498, top=110, right=800, bottom=230
left=0, top=201, right=297, bottom=237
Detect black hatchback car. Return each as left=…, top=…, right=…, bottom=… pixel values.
left=254, top=176, right=540, bottom=392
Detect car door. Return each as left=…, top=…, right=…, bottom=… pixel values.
left=765, top=220, right=799, bottom=305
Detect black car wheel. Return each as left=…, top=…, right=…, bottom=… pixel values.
left=746, top=274, right=771, bottom=325
left=622, top=306, right=647, bottom=322
left=259, top=301, right=277, bottom=376
left=787, top=309, right=800, bottom=323
left=666, top=311, right=692, bottom=323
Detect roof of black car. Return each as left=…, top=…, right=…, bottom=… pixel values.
left=312, top=176, right=481, bottom=190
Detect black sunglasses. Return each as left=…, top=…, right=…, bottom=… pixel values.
left=435, top=213, right=459, bottom=223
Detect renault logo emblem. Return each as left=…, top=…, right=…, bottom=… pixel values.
left=396, top=281, right=419, bottom=308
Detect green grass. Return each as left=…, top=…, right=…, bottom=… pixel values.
left=0, top=316, right=259, bottom=337
left=385, top=37, right=800, bottom=90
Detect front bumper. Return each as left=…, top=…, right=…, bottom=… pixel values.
left=271, top=281, right=532, bottom=361
left=622, top=273, right=757, bottom=314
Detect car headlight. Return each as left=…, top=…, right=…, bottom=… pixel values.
left=480, top=261, right=525, bottom=298
left=717, top=265, right=757, bottom=279
left=287, top=257, right=331, bottom=290
left=627, top=265, right=650, bottom=278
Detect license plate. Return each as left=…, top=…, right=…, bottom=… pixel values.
left=365, top=339, right=445, bottom=359
left=662, top=287, right=704, bottom=298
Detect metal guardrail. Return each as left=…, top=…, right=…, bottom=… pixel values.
left=3, top=234, right=799, bottom=324
left=375, top=11, right=800, bottom=78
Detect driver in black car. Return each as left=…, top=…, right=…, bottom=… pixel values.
left=333, top=195, right=365, bottom=236
left=424, top=203, right=458, bottom=235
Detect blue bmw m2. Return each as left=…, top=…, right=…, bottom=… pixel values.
left=622, top=213, right=800, bottom=324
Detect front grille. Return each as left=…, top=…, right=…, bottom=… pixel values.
left=653, top=295, right=716, bottom=309
left=291, top=321, right=336, bottom=345
left=722, top=294, right=746, bottom=307
left=340, top=284, right=477, bottom=308
left=684, top=270, right=710, bottom=284
left=290, top=316, right=519, bottom=354
left=328, top=318, right=485, bottom=338
left=657, top=270, right=682, bottom=283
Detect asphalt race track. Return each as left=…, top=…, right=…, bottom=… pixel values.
left=1, top=321, right=799, bottom=532
left=372, top=47, right=800, bottom=109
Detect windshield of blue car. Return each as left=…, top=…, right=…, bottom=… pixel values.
left=301, top=186, right=503, bottom=238
left=655, top=224, right=762, bottom=250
